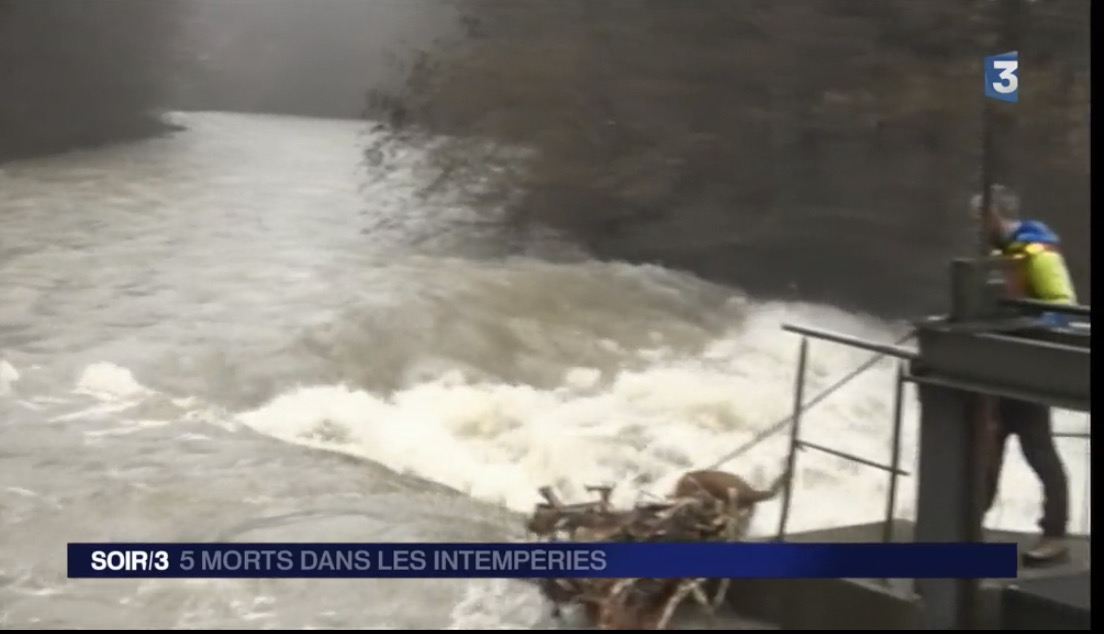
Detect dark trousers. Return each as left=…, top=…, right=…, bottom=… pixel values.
left=983, top=397, right=1070, bottom=538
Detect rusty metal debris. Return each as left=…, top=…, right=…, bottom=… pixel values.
left=525, top=481, right=755, bottom=630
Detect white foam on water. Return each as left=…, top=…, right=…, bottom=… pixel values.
left=60, top=304, right=1091, bottom=549
left=447, top=579, right=550, bottom=630
left=0, top=359, right=19, bottom=395
left=224, top=299, right=1090, bottom=630
left=73, top=362, right=151, bottom=400
left=37, top=284, right=1088, bottom=630
left=198, top=303, right=1088, bottom=539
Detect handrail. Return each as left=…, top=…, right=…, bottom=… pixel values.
left=699, top=329, right=918, bottom=472
left=775, top=330, right=912, bottom=544
left=776, top=323, right=1091, bottom=551
left=798, top=439, right=909, bottom=476
left=782, top=323, right=918, bottom=360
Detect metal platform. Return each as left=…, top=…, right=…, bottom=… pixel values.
left=752, top=255, right=1093, bottom=630
left=1001, top=570, right=1091, bottom=629
left=911, top=316, right=1091, bottom=412
left=779, top=520, right=1091, bottom=583
left=724, top=521, right=1090, bottom=630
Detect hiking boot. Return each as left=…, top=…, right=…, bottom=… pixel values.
left=1022, top=536, right=1069, bottom=567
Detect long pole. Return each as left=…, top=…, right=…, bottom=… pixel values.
left=979, top=97, right=994, bottom=257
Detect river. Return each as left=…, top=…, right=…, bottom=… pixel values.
left=0, top=112, right=1090, bottom=629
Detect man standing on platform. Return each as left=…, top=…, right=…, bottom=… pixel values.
left=970, top=184, right=1074, bottom=565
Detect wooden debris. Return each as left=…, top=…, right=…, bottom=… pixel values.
left=525, top=482, right=754, bottom=630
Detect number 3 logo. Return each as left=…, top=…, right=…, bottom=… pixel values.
left=991, top=60, right=1019, bottom=95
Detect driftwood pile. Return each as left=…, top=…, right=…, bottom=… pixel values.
left=525, top=482, right=754, bottom=630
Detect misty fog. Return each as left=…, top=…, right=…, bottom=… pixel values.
left=174, top=0, right=462, bottom=119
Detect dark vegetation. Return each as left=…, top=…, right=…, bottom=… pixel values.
left=1, top=0, right=1088, bottom=318
left=0, top=0, right=184, bottom=163
left=367, top=0, right=1091, bottom=317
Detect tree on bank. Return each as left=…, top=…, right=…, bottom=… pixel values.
left=0, top=0, right=184, bottom=163
left=367, top=0, right=1090, bottom=316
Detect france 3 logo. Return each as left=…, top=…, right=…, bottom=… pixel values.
left=984, top=51, right=1019, bottom=103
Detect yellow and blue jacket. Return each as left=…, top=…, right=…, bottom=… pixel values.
left=993, top=220, right=1077, bottom=323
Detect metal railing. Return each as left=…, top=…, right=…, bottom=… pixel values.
left=774, top=320, right=1092, bottom=546
left=774, top=324, right=917, bottom=545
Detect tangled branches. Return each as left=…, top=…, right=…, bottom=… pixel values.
left=525, top=482, right=754, bottom=630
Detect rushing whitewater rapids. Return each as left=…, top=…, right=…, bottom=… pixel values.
left=0, top=112, right=1090, bottom=629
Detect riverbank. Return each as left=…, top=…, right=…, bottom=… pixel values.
left=0, top=116, right=185, bottom=166
left=0, top=0, right=182, bottom=166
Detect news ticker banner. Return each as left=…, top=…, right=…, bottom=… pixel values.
left=68, top=542, right=1018, bottom=579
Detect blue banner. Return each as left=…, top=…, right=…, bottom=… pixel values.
left=67, top=542, right=1018, bottom=579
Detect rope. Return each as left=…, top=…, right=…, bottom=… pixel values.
left=699, top=330, right=918, bottom=471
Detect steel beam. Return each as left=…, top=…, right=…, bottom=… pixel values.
left=912, top=382, right=988, bottom=630
left=913, top=322, right=1090, bottom=412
